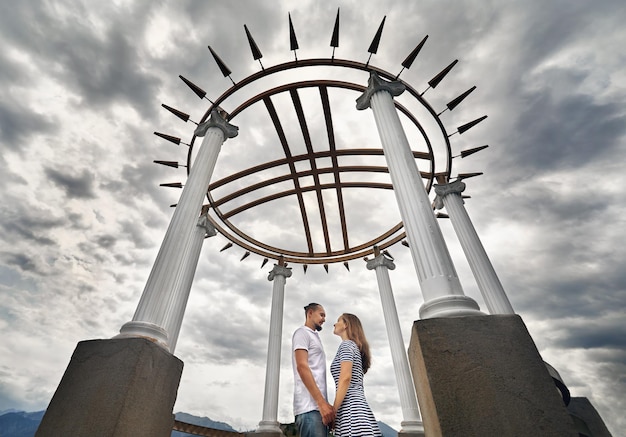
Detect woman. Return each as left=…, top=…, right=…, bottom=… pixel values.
left=331, top=313, right=382, bottom=437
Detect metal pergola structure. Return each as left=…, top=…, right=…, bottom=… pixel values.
left=154, top=10, right=488, bottom=270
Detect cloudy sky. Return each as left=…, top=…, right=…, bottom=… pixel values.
left=1, top=0, right=625, bottom=434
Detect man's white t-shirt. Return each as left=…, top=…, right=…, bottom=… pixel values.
left=292, top=325, right=328, bottom=416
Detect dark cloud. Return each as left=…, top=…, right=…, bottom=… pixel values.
left=0, top=101, right=58, bottom=149
left=0, top=0, right=161, bottom=118
left=0, top=205, right=64, bottom=247
left=44, top=167, right=95, bottom=199
left=96, top=235, right=116, bottom=249
left=3, top=253, right=40, bottom=274
left=508, top=89, right=626, bottom=174
left=556, top=319, right=626, bottom=350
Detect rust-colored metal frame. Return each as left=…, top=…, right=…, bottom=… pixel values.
left=186, top=58, right=453, bottom=265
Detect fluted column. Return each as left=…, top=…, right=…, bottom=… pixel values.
left=366, top=252, right=424, bottom=435
left=164, top=209, right=217, bottom=353
left=434, top=179, right=514, bottom=314
left=357, top=72, right=482, bottom=319
left=258, top=262, right=292, bottom=434
left=117, top=109, right=238, bottom=350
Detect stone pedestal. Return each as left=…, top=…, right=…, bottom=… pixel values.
left=407, top=315, right=578, bottom=437
left=36, top=338, right=183, bottom=437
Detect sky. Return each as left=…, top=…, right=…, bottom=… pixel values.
left=0, top=0, right=625, bottom=434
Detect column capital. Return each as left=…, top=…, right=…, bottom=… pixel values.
left=356, top=72, right=406, bottom=110
left=194, top=108, right=239, bottom=139
left=267, top=264, right=292, bottom=281
left=366, top=253, right=396, bottom=271
left=433, top=179, right=466, bottom=210
left=197, top=213, right=217, bottom=237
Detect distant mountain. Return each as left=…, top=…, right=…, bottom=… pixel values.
left=0, top=410, right=239, bottom=437
left=0, top=410, right=45, bottom=437
left=173, top=411, right=238, bottom=436
left=0, top=410, right=397, bottom=437
left=377, top=420, right=398, bottom=437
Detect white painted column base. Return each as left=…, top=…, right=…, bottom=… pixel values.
left=420, top=294, right=482, bottom=319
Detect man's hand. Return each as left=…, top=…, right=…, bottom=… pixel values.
left=319, top=401, right=335, bottom=426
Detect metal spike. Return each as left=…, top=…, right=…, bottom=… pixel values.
left=460, top=145, right=489, bottom=158
left=462, top=195, right=471, bottom=199
left=368, top=16, right=386, bottom=54
left=154, top=160, right=182, bottom=169
left=365, top=16, right=386, bottom=67
left=428, top=59, right=458, bottom=89
left=220, top=242, right=233, bottom=252
left=154, top=132, right=182, bottom=145
left=343, top=262, right=349, bottom=271
left=261, top=258, right=268, bottom=268
left=240, top=251, right=250, bottom=261
left=303, top=264, right=308, bottom=274
left=383, top=250, right=394, bottom=261
left=160, top=182, right=183, bottom=188
left=208, top=45, right=235, bottom=85
left=402, top=35, right=428, bottom=69
left=457, top=172, right=483, bottom=179
left=161, top=104, right=192, bottom=123
left=330, top=8, right=340, bottom=58
left=323, top=264, right=329, bottom=273
left=179, top=75, right=207, bottom=100
left=447, top=86, right=476, bottom=111
left=436, top=212, right=449, bottom=219
left=244, top=25, right=264, bottom=70
left=288, top=13, right=299, bottom=59
left=169, top=204, right=177, bottom=208
left=401, top=240, right=410, bottom=248
left=457, top=115, right=488, bottom=134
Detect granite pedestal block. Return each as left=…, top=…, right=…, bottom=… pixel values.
left=36, top=337, right=183, bottom=437
left=408, top=315, right=577, bottom=437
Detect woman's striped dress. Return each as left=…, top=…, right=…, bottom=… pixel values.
left=331, top=340, right=382, bottom=437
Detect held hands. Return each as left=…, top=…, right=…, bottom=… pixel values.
left=319, top=400, right=335, bottom=426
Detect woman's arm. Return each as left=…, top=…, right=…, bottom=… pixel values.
left=333, top=359, right=353, bottom=411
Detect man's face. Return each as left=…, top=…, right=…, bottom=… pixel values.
left=310, top=306, right=326, bottom=331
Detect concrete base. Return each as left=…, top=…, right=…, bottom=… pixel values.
left=36, top=337, right=183, bottom=437
left=408, top=315, right=577, bottom=437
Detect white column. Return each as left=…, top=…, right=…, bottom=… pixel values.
left=434, top=179, right=515, bottom=314
left=366, top=252, right=424, bottom=435
left=258, top=263, right=292, bottom=433
left=164, top=210, right=217, bottom=353
left=357, top=72, right=482, bottom=319
left=117, top=109, right=238, bottom=350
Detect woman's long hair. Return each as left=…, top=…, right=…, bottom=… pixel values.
left=340, top=313, right=372, bottom=373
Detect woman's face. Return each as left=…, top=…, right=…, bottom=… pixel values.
left=333, top=316, right=346, bottom=336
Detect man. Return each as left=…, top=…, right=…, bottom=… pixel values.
left=292, top=303, right=335, bottom=437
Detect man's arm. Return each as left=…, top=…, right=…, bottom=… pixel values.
left=294, top=349, right=335, bottom=425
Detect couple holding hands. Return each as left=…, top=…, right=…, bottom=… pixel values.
left=292, top=303, right=382, bottom=437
